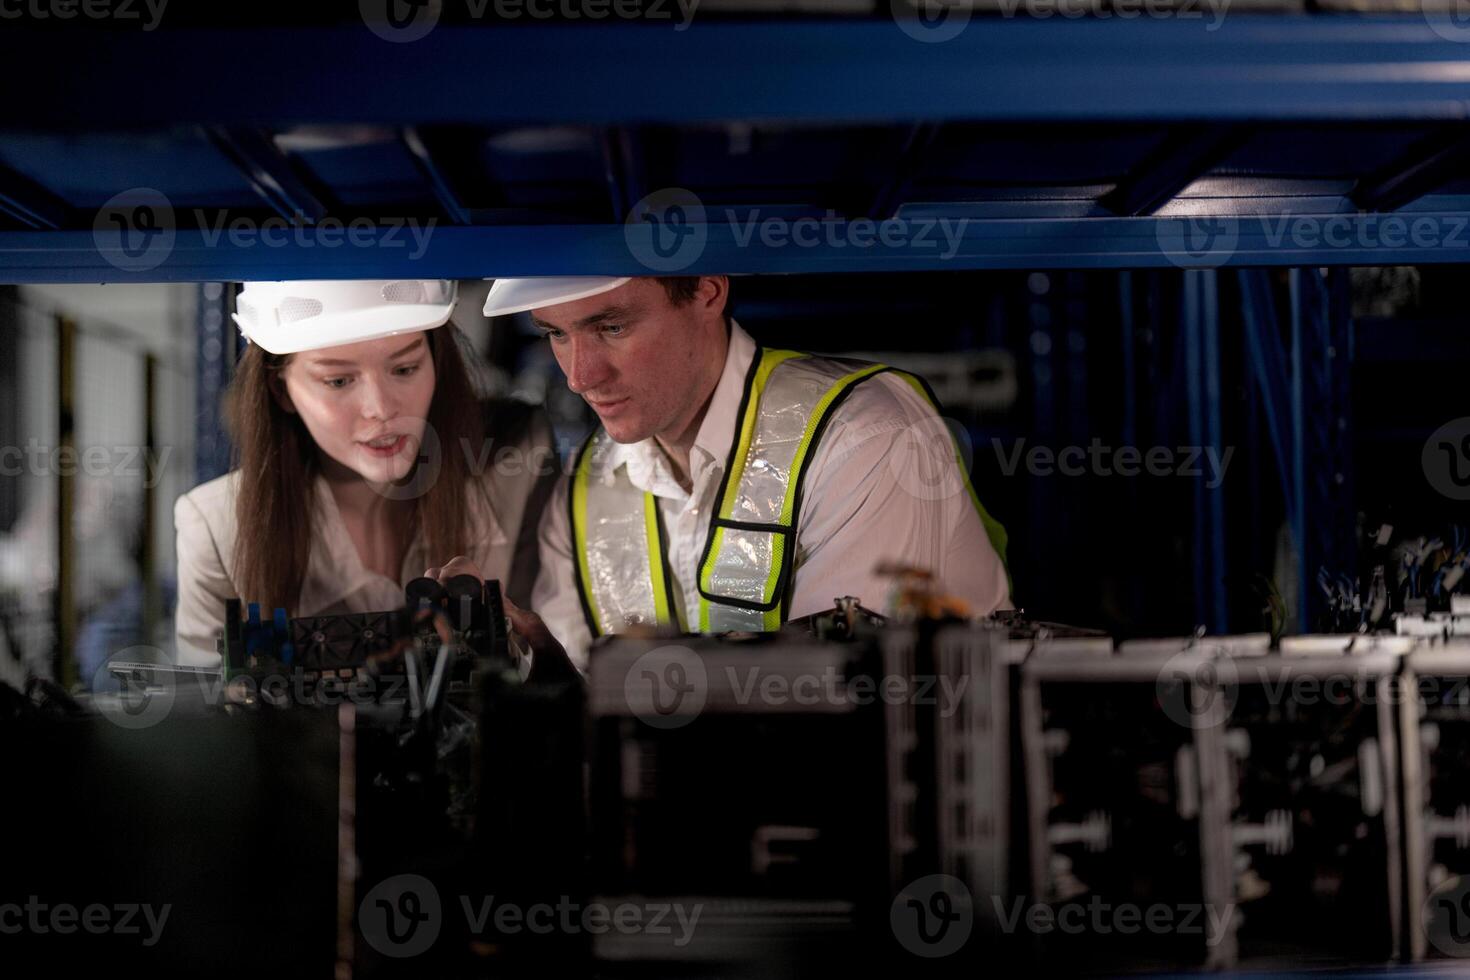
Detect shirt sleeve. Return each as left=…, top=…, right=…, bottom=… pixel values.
left=531, top=474, right=595, bottom=671
left=172, top=492, right=235, bottom=667
left=786, top=373, right=1010, bottom=621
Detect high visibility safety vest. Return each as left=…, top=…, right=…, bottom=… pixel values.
left=569, top=347, right=1008, bottom=637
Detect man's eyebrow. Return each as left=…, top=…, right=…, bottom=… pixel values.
left=310, top=335, right=425, bottom=367
left=531, top=305, right=640, bottom=333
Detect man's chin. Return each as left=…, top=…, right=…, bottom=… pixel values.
left=600, top=419, right=649, bottom=444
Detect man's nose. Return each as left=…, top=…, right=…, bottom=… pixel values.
left=564, top=337, right=612, bottom=395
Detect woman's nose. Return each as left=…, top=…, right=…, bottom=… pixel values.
left=358, top=375, right=398, bottom=420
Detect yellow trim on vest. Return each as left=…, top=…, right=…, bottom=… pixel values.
left=644, top=491, right=674, bottom=628
left=759, top=362, right=890, bottom=630
left=571, top=442, right=603, bottom=636
left=698, top=348, right=805, bottom=631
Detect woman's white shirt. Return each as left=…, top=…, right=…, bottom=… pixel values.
left=172, top=405, right=555, bottom=667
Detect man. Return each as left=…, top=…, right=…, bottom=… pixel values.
left=469, top=274, right=1010, bottom=670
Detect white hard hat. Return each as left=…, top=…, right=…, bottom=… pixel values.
left=482, top=276, right=631, bottom=318
left=233, top=279, right=457, bottom=354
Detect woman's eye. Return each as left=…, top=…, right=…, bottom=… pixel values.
left=323, top=377, right=351, bottom=389
left=394, top=363, right=420, bottom=376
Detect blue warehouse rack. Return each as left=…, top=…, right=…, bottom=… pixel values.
left=0, top=10, right=1465, bottom=630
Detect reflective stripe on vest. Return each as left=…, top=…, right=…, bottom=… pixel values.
left=570, top=346, right=1008, bottom=637
left=569, top=432, right=680, bottom=637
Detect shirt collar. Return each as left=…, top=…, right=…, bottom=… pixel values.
left=601, top=320, right=757, bottom=496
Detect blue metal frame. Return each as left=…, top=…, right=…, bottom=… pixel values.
left=204, top=127, right=329, bottom=225
left=0, top=160, right=68, bottom=230
left=1183, top=270, right=1228, bottom=633
left=1100, top=126, right=1246, bottom=218
left=4, top=19, right=1470, bottom=126
left=194, top=283, right=235, bottom=485
left=1237, top=267, right=1354, bottom=631
left=9, top=211, right=1470, bottom=282
left=402, top=127, right=471, bottom=225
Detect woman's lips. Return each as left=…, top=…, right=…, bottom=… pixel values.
left=358, top=434, right=408, bottom=458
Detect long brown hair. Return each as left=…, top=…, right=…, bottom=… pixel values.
left=224, top=325, right=490, bottom=614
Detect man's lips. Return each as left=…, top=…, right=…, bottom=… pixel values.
left=586, top=396, right=629, bottom=414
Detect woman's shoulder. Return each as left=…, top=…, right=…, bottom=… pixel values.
left=174, top=470, right=241, bottom=526
left=173, top=471, right=243, bottom=576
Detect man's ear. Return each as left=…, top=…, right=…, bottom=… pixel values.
left=267, top=372, right=297, bottom=415
left=697, top=275, right=728, bottom=318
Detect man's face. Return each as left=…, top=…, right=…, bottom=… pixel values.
left=533, top=278, right=725, bottom=445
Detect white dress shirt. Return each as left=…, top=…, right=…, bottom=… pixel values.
left=532, top=322, right=1010, bottom=668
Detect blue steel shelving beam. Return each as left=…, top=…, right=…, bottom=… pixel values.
left=3, top=20, right=1470, bottom=127
left=0, top=161, right=68, bottom=230
left=9, top=212, right=1470, bottom=282
left=1238, top=269, right=1303, bottom=627
left=1351, top=128, right=1470, bottom=213
left=203, top=126, right=329, bottom=225
left=867, top=122, right=943, bottom=221
left=1100, top=126, right=1247, bottom=217
left=1237, top=268, right=1354, bottom=631
left=402, top=127, right=472, bottom=225
left=600, top=127, right=645, bottom=223
left=1183, top=269, right=1227, bottom=633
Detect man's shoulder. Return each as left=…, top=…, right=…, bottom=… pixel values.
left=820, top=362, right=933, bottom=426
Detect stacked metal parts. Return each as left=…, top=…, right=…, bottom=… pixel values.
left=21, top=599, right=1470, bottom=974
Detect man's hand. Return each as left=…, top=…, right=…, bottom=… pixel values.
left=423, top=556, right=581, bottom=684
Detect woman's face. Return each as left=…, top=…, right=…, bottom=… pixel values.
left=278, top=331, right=437, bottom=486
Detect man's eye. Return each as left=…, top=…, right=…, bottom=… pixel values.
left=545, top=329, right=566, bottom=342
left=602, top=324, right=625, bottom=336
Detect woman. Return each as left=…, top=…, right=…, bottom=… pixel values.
left=173, top=279, right=556, bottom=667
